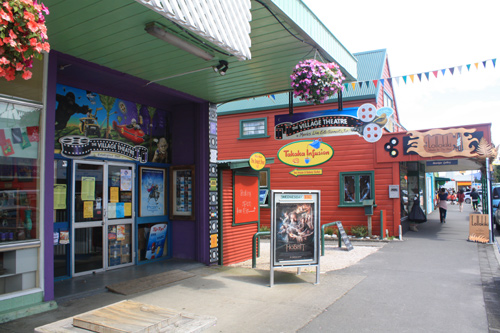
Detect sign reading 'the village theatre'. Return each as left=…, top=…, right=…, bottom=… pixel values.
left=274, top=104, right=394, bottom=143
left=270, top=190, right=320, bottom=286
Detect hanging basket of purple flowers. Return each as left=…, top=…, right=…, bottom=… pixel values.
left=290, top=59, right=345, bottom=104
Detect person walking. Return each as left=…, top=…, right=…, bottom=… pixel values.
left=470, top=188, right=480, bottom=212
left=457, top=189, right=465, bottom=212
left=437, top=188, right=449, bottom=223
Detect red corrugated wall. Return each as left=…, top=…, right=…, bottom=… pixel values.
left=221, top=169, right=259, bottom=265
left=219, top=99, right=400, bottom=238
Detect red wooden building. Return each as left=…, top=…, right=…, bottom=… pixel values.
left=217, top=49, right=495, bottom=266
left=217, top=49, right=405, bottom=265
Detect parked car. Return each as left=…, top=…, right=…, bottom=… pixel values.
left=464, top=190, right=482, bottom=204
left=492, top=187, right=500, bottom=229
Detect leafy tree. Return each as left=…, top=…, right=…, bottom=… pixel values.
left=99, top=95, right=116, bottom=138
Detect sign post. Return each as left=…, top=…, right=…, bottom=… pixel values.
left=270, top=190, right=320, bottom=286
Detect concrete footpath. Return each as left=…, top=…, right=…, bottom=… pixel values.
left=1, top=203, right=499, bottom=332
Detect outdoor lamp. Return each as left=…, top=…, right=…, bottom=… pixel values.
left=213, top=60, right=229, bottom=76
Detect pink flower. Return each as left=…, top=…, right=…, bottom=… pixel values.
left=22, top=69, right=32, bottom=80
left=0, top=56, right=10, bottom=65
left=27, top=20, right=39, bottom=32
left=15, top=62, right=23, bottom=71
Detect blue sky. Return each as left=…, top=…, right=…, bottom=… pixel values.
left=303, top=0, right=500, bottom=149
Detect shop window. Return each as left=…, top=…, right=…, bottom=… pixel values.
left=239, top=118, right=268, bottom=139
left=259, top=168, right=271, bottom=207
left=0, top=97, right=42, bottom=295
left=339, top=171, right=374, bottom=207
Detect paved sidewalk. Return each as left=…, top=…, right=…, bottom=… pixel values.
left=300, top=203, right=498, bottom=332
left=1, top=203, right=499, bottom=332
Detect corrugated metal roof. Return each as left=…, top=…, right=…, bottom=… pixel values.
left=218, top=49, right=387, bottom=113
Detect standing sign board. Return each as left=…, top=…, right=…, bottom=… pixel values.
left=270, top=190, right=320, bottom=286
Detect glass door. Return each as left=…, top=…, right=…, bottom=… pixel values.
left=106, top=163, right=134, bottom=270
left=72, top=161, right=105, bottom=276
left=72, top=161, right=135, bottom=276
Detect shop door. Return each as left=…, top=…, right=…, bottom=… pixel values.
left=72, top=161, right=135, bottom=276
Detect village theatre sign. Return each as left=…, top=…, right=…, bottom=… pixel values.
left=275, top=104, right=394, bottom=143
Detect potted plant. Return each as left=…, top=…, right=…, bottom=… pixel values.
left=0, top=0, right=50, bottom=81
left=290, top=59, right=345, bottom=105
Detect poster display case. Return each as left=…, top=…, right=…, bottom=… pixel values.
left=270, top=190, right=320, bottom=286
left=170, top=165, right=195, bottom=220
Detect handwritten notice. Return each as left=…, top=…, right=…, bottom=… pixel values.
left=234, top=175, right=259, bottom=224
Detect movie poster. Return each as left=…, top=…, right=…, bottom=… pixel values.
left=272, top=191, right=320, bottom=266
left=54, top=84, right=170, bottom=163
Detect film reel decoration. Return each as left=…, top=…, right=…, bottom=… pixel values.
left=384, top=137, right=399, bottom=157
left=59, top=136, right=148, bottom=162
left=59, top=136, right=91, bottom=157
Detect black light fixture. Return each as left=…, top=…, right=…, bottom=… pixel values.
left=213, top=60, right=229, bottom=76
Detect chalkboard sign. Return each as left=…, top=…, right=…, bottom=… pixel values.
left=337, top=222, right=353, bottom=251
left=234, top=174, right=259, bottom=224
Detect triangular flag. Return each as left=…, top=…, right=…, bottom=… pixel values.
left=433, top=71, right=439, bottom=78
left=409, top=75, right=414, bottom=83
left=466, top=64, right=471, bottom=71
left=457, top=66, right=462, bottom=74
left=474, top=63, right=479, bottom=69
left=343, top=83, right=349, bottom=91
left=380, top=79, right=385, bottom=86
left=482, top=61, right=487, bottom=68
left=493, top=59, right=497, bottom=68
left=424, top=72, right=430, bottom=80
left=449, top=67, right=455, bottom=75
left=359, top=81, right=363, bottom=89
left=403, top=76, right=407, bottom=84
left=395, top=77, right=400, bottom=85
left=387, top=78, right=392, bottom=86
left=365, top=81, right=370, bottom=88
left=351, top=82, right=356, bottom=90
left=417, top=74, right=422, bottom=81
left=271, top=94, right=276, bottom=100
left=441, top=69, right=446, bottom=76
left=372, top=80, right=378, bottom=88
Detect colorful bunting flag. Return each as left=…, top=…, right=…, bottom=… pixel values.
left=336, top=58, right=495, bottom=93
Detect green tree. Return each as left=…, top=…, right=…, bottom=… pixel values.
left=99, top=95, right=116, bottom=139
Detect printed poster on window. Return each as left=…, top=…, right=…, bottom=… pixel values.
left=120, top=169, right=132, bottom=191
left=81, top=177, right=95, bottom=201
left=139, top=167, right=165, bottom=217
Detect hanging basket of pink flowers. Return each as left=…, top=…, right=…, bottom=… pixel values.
left=0, top=0, right=50, bottom=81
left=290, top=59, right=345, bottom=105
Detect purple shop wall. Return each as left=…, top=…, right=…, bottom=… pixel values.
left=43, top=51, right=211, bottom=300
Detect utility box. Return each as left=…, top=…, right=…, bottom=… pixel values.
left=363, top=199, right=374, bottom=215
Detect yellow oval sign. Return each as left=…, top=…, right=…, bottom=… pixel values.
left=249, top=152, right=266, bottom=170
left=278, top=140, right=333, bottom=167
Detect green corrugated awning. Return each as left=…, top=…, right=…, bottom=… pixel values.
left=218, top=158, right=275, bottom=169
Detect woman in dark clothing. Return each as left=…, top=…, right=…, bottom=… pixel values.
left=437, top=188, right=448, bottom=223
left=470, top=188, right=480, bottom=212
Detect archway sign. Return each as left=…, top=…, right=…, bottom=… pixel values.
left=270, top=190, right=320, bottom=287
